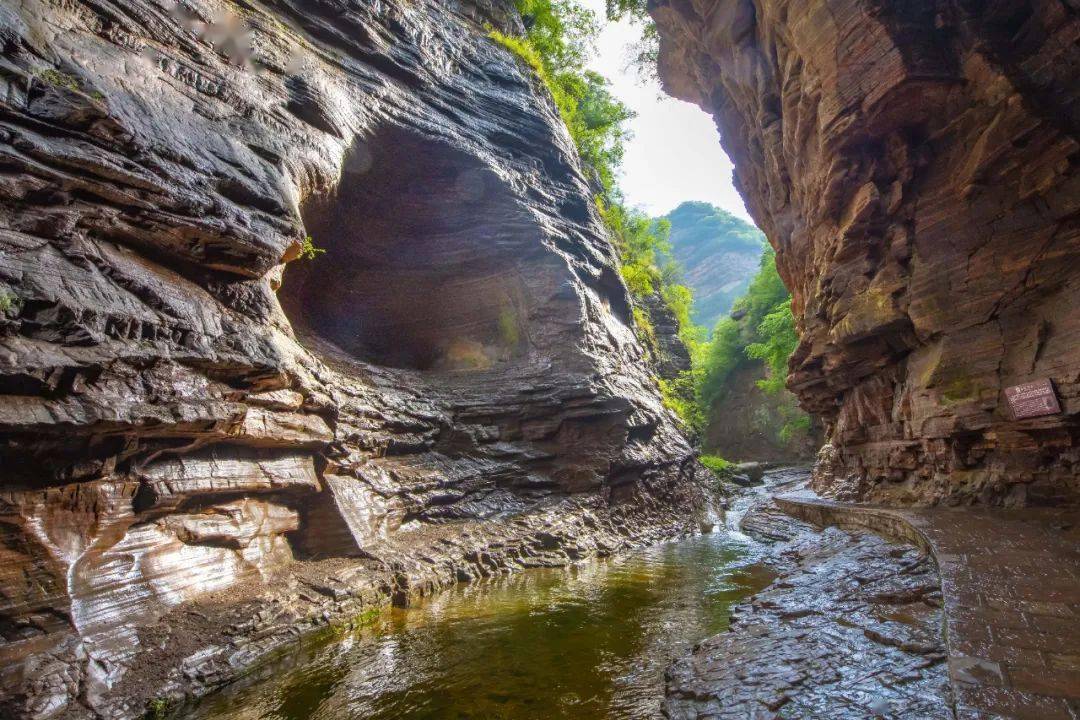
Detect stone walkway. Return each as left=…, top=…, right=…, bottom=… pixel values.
left=776, top=491, right=1080, bottom=720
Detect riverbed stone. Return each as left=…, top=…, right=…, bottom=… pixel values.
left=776, top=489, right=1080, bottom=719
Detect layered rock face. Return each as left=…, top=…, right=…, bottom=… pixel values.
left=0, top=1, right=704, bottom=716
left=653, top=0, right=1080, bottom=505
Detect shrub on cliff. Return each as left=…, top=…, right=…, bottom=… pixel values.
left=491, top=1, right=631, bottom=195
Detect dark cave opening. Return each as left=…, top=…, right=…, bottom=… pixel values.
left=280, top=125, right=533, bottom=372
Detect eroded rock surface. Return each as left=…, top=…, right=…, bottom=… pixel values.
left=0, top=1, right=705, bottom=717
left=665, top=500, right=951, bottom=719
left=653, top=0, right=1080, bottom=506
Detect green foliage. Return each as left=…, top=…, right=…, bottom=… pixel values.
left=497, top=307, right=521, bottom=348
left=598, top=198, right=707, bottom=432
left=661, top=281, right=706, bottom=352
left=693, top=248, right=790, bottom=410
left=599, top=201, right=669, bottom=293
left=600, top=204, right=665, bottom=284
left=631, top=305, right=657, bottom=352
left=732, top=249, right=790, bottom=329
left=693, top=249, right=811, bottom=448
left=569, top=72, right=634, bottom=192
left=145, top=698, right=172, bottom=720
left=35, top=68, right=80, bottom=92
left=299, top=235, right=325, bottom=260
left=517, top=0, right=597, bottom=69
left=491, top=1, right=632, bottom=195
left=604, top=0, right=649, bottom=17
left=779, top=413, right=812, bottom=444
left=746, top=298, right=798, bottom=395
left=0, top=288, right=22, bottom=320
left=698, top=453, right=733, bottom=477
left=620, top=262, right=655, bottom=297
left=488, top=30, right=547, bottom=77
left=659, top=371, right=704, bottom=432
left=694, top=316, right=743, bottom=411
left=33, top=68, right=106, bottom=102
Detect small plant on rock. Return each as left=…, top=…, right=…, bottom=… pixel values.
left=299, top=235, right=325, bottom=260
left=35, top=68, right=81, bottom=91
left=699, top=454, right=734, bottom=478
left=146, top=697, right=172, bottom=720
left=0, top=290, right=21, bottom=318
left=497, top=307, right=520, bottom=350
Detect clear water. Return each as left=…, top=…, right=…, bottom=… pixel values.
left=185, top=531, right=772, bottom=720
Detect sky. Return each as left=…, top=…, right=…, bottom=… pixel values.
left=577, top=1, right=753, bottom=222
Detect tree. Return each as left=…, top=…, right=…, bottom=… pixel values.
left=604, top=0, right=659, bottom=81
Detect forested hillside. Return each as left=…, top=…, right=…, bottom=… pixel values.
left=663, top=201, right=765, bottom=330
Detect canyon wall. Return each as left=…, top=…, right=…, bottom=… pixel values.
left=653, top=0, right=1080, bottom=506
left=0, top=1, right=706, bottom=717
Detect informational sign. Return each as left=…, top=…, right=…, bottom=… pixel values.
left=1004, top=378, right=1061, bottom=420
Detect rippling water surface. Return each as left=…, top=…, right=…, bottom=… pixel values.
left=187, top=530, right=773, bottom=720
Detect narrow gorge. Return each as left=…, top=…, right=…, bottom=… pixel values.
left=653, top=0, right=1080, bottom=506
left=1, top=1, right=1078, bottom=719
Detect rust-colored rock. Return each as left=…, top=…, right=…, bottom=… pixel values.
left=0, top=1, right=706, bottom=717
left=653, top=0, right=1080, bottom=506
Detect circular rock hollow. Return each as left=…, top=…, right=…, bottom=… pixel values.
left=281, top=125, right=535, bottom=372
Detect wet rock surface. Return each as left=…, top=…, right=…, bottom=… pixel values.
left=0, top=1, right=704, bottom=717
left=777, top=489, right=1080, bottom=719
left=651, top=0, right=1080, bottom=506
left=665, top=479, right=952, bottom=719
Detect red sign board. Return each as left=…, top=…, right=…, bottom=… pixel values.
left=1005, top=378, right=1061, bottom=420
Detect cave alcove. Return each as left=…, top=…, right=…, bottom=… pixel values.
left=280, top=125, right=535, bottom=374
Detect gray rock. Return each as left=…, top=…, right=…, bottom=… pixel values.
left=0, top=1, right=707, bottom=717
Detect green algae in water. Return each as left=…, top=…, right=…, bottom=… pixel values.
left=185, top=533, right=773, bottom=720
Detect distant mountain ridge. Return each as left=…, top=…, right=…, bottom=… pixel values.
left=662, top=201, right=766, bottom=331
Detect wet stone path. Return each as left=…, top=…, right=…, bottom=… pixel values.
left=664, top=501, right=952, bottom=720
left=777, top=492, right=1080, bottom=720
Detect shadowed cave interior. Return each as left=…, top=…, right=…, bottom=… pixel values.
left=281, top=125, right=536, bottom=373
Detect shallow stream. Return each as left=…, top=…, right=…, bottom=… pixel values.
left=187, top=505, right=774, bottom=719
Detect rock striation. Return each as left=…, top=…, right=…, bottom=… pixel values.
left=0, top=1, right=706, bottom=717
left=653, top=0, right=1080, bottom=506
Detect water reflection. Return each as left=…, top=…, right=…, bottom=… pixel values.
left=187, top=532, right=773, bottom=720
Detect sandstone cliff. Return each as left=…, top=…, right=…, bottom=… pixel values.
left=0, top=1, right=706, bottom=717
left=653, top=0, right=1080, bottom=506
